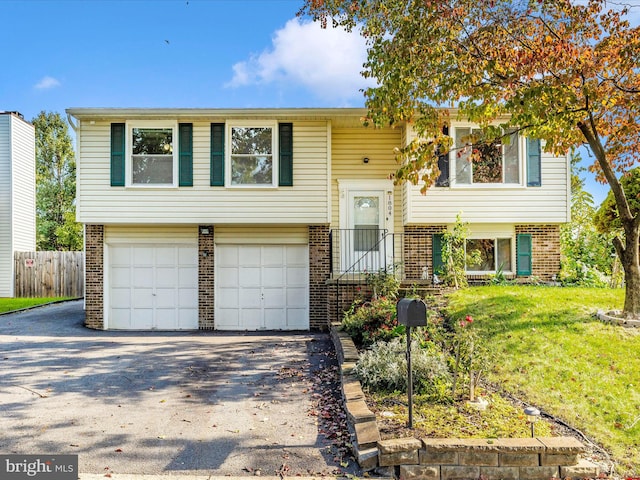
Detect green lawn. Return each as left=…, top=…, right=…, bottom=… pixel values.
left=0, top=297, right=73, bottom=313
left=445, top=286, right=638, bottom=475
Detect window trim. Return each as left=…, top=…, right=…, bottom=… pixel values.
left=125, top=120, right=179, bottom=188
left=465, top=236, right=514, bottom=274
left=226, top=121, right=279, bottom=188
left=449, top=125, right=525, bottom=188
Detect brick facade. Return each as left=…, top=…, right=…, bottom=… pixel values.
left=84, top=224, right=104, bottom=329
left=198, top=225, right=215, bottom=329
left=82, top=222, right=560, bottom=331
left=516, top=224, right=561, bottom=281
left=309, top=225, right=330, bottom=330
left=403, top=225, right=448, bottom=281
left=327, top=282, right=373, bottom=324
left=403, top=224, right=561, bottom=283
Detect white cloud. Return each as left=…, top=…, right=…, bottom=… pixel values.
left=34, top=76, right=61, bottom=90
left=228, top=18, right=372, bottom=102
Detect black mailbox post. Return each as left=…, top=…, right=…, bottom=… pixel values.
left=397, top=298, right=427, bottom=327
left=396, top=298, right=428, bottom=428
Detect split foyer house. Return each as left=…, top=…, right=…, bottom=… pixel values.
left=0, top=111, right=35, bottom=298
left=66, top=108, right=569, bottom=331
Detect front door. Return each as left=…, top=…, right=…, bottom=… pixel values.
left=337, top=190, right=387, bottom=272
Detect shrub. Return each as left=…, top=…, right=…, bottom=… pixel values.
left=341, top=297, right=402, bottom=347
left=354, top=337, right=452, bottom=402
left=559, top=258, right=611, bottom=287
left=365, top=267, right=401, bottom=299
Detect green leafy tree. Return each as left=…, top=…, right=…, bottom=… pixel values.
left=594, top=168, right=640, bottom=288
left=560, top=153, right=617, bottom=287
left=301, top=0, right=640, bottom=317
left=32, top=111, right=81, bottom=251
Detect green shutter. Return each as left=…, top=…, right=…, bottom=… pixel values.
left=432, top=233, right=445, bottom=276
left=279, top=122, right=293, bottom=186
left=517, top=234, right=532, bottom=276
left=179, top=123, right=193, bottom=187
left=527, top=138, right=541, bottom=187
left=110, top=123, right=126, bottom=186
left=210, top=123, right=225, bottom=186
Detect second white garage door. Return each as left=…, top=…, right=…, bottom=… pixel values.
left=215, top=245, right=309, bottom=330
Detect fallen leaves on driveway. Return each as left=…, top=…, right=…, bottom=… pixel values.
left=307, top=348, right=353, bottom=473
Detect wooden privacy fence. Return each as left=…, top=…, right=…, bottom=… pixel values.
left=14, top=251, right=84, bottom=298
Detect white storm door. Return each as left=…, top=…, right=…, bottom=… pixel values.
left=343, top=191, right=386, bottom=272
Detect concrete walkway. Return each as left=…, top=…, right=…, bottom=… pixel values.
left=0, top=301, right=356, bottom=477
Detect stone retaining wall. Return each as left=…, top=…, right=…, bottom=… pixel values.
left=330, top=323, right=601, bottom=480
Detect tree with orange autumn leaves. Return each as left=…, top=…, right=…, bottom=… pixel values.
left=300, top=0, right=640, bottom=317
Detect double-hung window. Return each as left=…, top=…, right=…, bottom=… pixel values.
left=228, top=122, right=277, bottom=187
left=466, top=238, right=512, bottom=273
left=128, top=122, right=178, bottom=186
left=110, top=122, right=192, bottom=188
left=453, top=127, right=520, bottom=185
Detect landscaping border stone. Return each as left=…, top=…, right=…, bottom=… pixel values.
left=597, top=310, right=640, bottom=328
left=329, top=322, right=603, bottom=480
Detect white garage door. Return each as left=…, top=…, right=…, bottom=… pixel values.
left=109, top=244, right=198, bottom=330
left=215, top=245, right=308, bottom=330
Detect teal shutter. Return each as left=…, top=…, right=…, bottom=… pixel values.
left=432, top=233, right=445, bottom=276
left=527, top=138, right=541, bottom=187
left=179, top=123, right=193, bottom=187
left=517, top=234, right=532, bottom=276
left=279, top=123, right=293, bottom=186
left=210, top=123, right=225, bottom=186
left=110, top=123, right=126, bottom=186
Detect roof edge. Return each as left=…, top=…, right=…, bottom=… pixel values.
left=65, top=107, right=370, bottom=119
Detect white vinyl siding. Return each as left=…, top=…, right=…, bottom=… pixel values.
left=403, top=126, right=570, bottom=224
left=105, top=225, right=197, bottom=243
left=76, top=120, right=329, bottom=224
left=0, top=114, right=35, bottom=297
left=214, top=225, right=308, bottom=244
left=11, top=117, right=36, bottom=252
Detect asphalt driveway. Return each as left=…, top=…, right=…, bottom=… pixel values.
left=0, top=301, right=353, bottom=476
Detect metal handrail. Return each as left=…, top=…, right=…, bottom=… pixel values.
left=329, top=229, right=404, bottom=321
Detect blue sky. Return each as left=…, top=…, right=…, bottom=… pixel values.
left=2, top=0, right=372, bottom=121
left=3, top=0, right=637, bottom=205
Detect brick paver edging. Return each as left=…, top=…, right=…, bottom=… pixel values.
left=597, top=310, right=640, bottom=328
left=329, top=323, right=602, bottom=480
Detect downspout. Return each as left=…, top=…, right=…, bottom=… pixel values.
left=66, top=113, right=78, bottom=132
